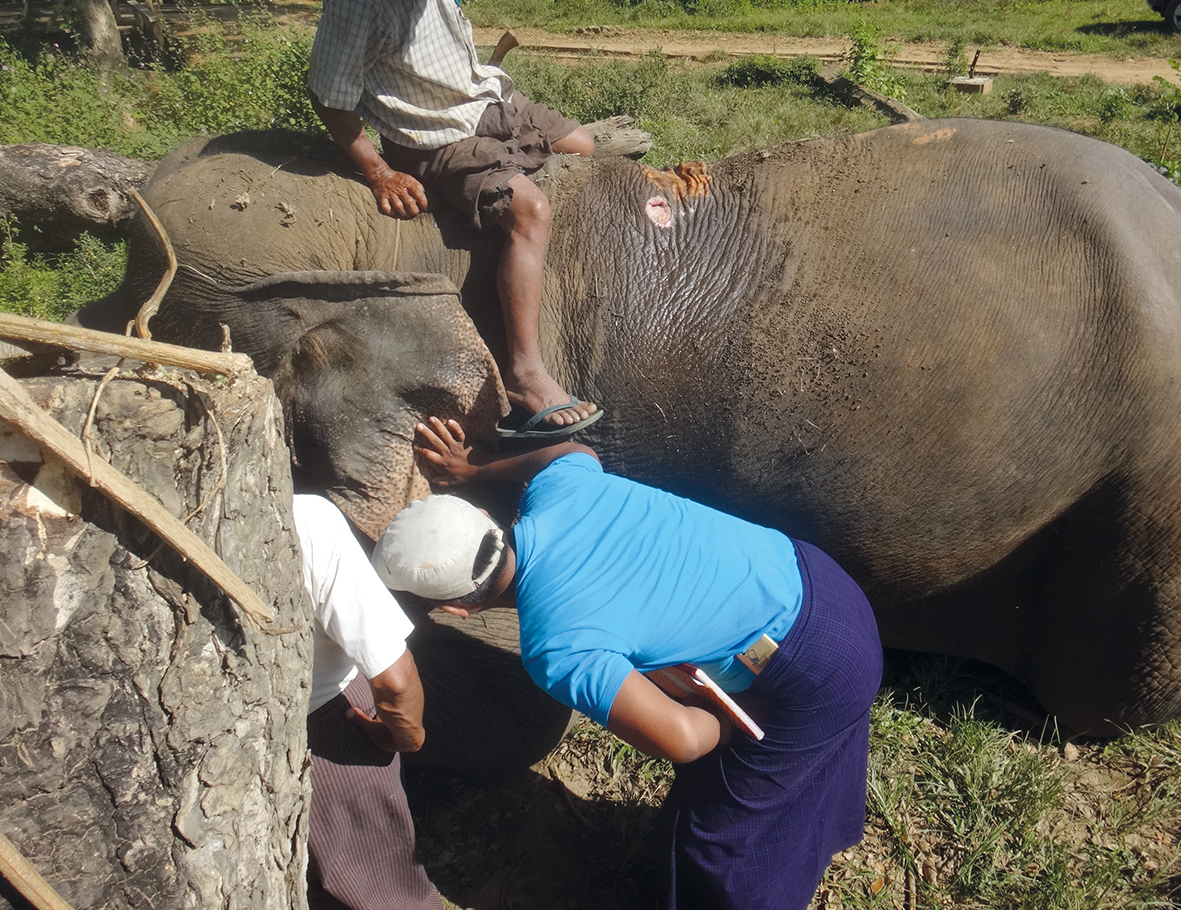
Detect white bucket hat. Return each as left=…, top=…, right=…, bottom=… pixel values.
left=372, top=495, right=504, bottom=600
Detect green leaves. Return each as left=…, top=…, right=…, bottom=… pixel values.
left=0, top=219, right=125, bottom=322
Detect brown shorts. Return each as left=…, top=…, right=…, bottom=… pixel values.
left=382, top=92, right=581, bottom=231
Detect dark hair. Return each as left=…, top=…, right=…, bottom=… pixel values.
left=449, top=530, right=508, bottom=605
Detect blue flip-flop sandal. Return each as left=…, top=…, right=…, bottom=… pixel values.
left=496, top=397, right=604, bottom=440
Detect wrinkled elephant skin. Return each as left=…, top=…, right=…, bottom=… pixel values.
left=75, top=121, right=1181, bottom=738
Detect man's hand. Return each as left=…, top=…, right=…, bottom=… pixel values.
left=607, top=670, right=728, bottom=764
left=346, top=649, right=426, bottom=753
left=368, top=163, right=428, bottom=219
left=311, top=95, right=428, bottom=219
left=415, top=415, right=600, bottom=485
left=414, top=416, right=479, bottom=486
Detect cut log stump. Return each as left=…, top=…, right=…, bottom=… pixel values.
left=0, top=363, right=312, bottom=910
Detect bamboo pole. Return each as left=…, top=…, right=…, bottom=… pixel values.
left=0, top=366, right=275, bottom=624
left=0, top=312, right=252, bottom=375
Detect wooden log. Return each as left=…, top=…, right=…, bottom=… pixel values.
left=821, top=73, right=925, bottom=124
left=0, top=366, right=274, bottom=623
left=0, top=144, right=154, bottom=252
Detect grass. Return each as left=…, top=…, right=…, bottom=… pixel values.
left=412, top=654, right=1180, bottom=909
left=552, top=653, right=1181, bottom=910
left=467, top=0, right=1181, bottom=57
left=0, top=12, right=318, bottom=156
left=0, top=218, right=125, bottom=322
left=1, top=6, right=1180, bottom=907
left=502, top=43, right=1181, bottom=171
left=844, top=651, right=1181, bottom=909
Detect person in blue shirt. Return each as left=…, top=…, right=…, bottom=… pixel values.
left=374, top=417, right=883, bottom=910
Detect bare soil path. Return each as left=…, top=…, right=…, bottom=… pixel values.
left=471, top=25, right=1178, bottom=85
left=5, top=2, right=1169, bottom=85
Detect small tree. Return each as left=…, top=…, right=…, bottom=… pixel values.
left=72, top=0, right=124, bottom=69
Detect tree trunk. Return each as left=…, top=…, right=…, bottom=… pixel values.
left=0, top=144, right=154, bottom=252
left=0, top=363, right=312, bottom=910
left=73, top=0, right=124, bottom=70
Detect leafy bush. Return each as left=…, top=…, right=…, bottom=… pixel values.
left=0, top=15, right=319, bottom=158
left=0, top=219, right=126, bottom=322
left=941, top=37, right=969, bottom=79
left=0, top=38, right=183, bottom=157
left=141, top=16, right=318, bottom=137
left=713, top=53, right=820, bottom=89
left=843, top=22, right=906, bottom=100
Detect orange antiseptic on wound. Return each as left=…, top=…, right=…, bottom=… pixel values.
left=640, top=161, right=712, bottom=199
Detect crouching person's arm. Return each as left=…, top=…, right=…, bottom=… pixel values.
left=348, top=648, right=427, bottom=753
left=606, top=671, right=733, bottom=765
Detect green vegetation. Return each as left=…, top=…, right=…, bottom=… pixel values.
left=542, top=654, right=1181, bottom=910
left=849, top=653, right=1181, bottom=909
left=1, top=5, right=1180, bottom=907
left=503, top=45, right=1181, bottom=173
left=0, top=14, right=317, bottom=157
left=0, top=219, right=124, bottom=322
left=469, top=0, right=1181, bottom=58
left=3, top=2, right=1181, bottom=310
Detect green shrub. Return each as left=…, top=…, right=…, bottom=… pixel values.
left=136, top=16, right=317, bottom=138
left=714, top=53, right=820, bottom=88
left=0, top=220, right=126, bottom=322
left=844, top=22, right=906, bottom=100
left=0, top=15, right=319, bottom=158
left=941, top=37, right=969, bottom=79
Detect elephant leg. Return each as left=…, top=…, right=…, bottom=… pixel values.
left=876, top=476, right=1181, bottom=737
left=1024, top=473, right=1181, bottom=737
left=402, top=605, right=573, bottom=782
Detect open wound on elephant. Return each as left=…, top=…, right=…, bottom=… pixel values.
left=646, top=196, right=673, bottom=227
left=640, top=161, right=712, bottom=200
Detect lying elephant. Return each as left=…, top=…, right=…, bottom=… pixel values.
left=75, top=119, right=1181, bottom=740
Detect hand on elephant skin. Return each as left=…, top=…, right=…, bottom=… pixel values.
left=368, top=164, right=429, bottom=219
left=416, top=416, right=598, bottom=486
left=414, top=416, right=479, bottom=487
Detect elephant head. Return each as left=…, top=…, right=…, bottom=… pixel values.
left=250, top=271, right=507, bottom=540
left=80, top=267, right=507, bottom=541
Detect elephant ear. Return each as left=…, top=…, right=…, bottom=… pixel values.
left=261, top=271, right=508, bottom=539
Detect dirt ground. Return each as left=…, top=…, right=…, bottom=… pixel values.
left=469, top=25, right=1181, bottom=85
left=405, top=651, right=1179, bottom=910
left=5, top=3, right=1172, bottom=86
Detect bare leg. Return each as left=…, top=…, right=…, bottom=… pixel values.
left=552, top=124, right=595, bottom=157
left=497, top=173, right=597, bottom=426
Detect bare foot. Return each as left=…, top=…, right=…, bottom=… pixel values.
left=506, top=369, right=598, bottom=427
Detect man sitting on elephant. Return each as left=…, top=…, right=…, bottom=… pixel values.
left=308, top=0, right=600, bottom=436
left=372, top=417, right=883, bottom=910
left=293, top=493, right=444, bottom=910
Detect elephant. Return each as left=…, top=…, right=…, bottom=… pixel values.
left=74, top=119, right=1181, bottom=741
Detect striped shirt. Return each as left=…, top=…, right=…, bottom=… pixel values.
left=308, top=0, right=512, bottom=149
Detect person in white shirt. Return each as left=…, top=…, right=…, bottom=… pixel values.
left=309, top=0, right=601, bottom=438
left=293, top=494, right=443, bottom=910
